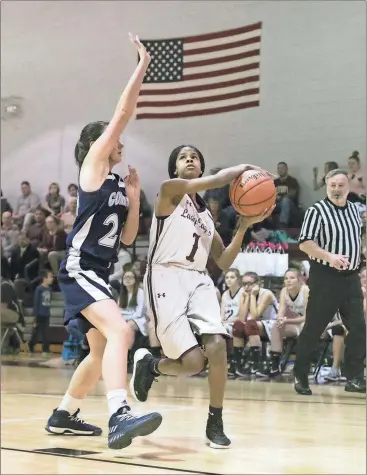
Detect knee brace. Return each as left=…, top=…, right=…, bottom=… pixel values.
left=233, top=320, right=246, bottom=338
left=244, top=319, right=260, bottom=336
left=331, top=324, right=345, bottom=337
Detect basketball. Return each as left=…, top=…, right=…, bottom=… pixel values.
left=229, top=169, right=276, bottom=217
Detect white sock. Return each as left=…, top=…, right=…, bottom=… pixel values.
left=107, top=389, right=128, bottom=416
left=58, top=393, right=82, bottom=415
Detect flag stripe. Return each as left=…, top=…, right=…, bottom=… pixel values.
left=184, top=35, right=261, bottom=56
left=183, top=41, right=260, bottom=62
left=183, top=62, right=259, bottom=81
left=182, top=56, right=259, bottom=76
left=136, top=100, right=260, bottom=119
left=184, top=49, right=260, bottom=68
left=139, top=74, right=260, bottom=96
left=137, top=87, right=259, bottom=108
left=183, top=22, right=262, bottom=44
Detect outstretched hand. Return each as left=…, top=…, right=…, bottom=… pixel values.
left=238, top=205, right=276, bottom=230
left=129, top=32, right=151, bottom=64
left=124, top=165, right=141, bottom=205
left=242, top=164, right=277, bottom=180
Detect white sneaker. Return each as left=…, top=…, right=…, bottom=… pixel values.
left=324, top=367, right=341, bottom=382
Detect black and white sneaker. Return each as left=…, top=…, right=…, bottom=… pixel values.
left=130, top=348, right=157, bottom=403
left=45, top=409, right=102, bottom=436
left=206, top=415, right=231, bottom=449
left=108, top=404, right=162, bottom=450
left=345, top=377, right=366, bottom=393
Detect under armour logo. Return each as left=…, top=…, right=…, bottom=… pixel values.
left=157, top=293, right=166, bottom=298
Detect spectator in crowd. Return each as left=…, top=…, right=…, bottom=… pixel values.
left=274, top=162, right=300, bottom=227
left=322, top=314, right=347, bottom=382
left=9, top=232, right=40, bottom=282
left=38, top=216, right=67, bottom=275
left=1, top=190, right=12, bottom=213
left=27, top=207, right=48, bottom=248
left=348, top=151, right=365, bottom=201
left=109, top=247, right=132, bottom=293
left=138, top=190, right=152, bottom=235
left=203, top=167, right=232, bottom=210
left=64, top=184, right=78, bottom=212
left=232, top=272, right=278, bottom=376
left=60, top=197, right=77, bottom=234
left=29, top=269, right=53, bottom=355
left=1, top=211, right=20, bottom=258
left=313, top=161, right=339, bottom=191
left=119, top=270, right=147, bottom=349
left=268, top=268, right=308, bottom=376
left=44, top=182, right=66, bottom=218
left=13, top=181, right=40, bottom=231
left=207, top=197, right=234, bottom=247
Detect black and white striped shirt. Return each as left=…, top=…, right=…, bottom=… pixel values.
left=299, top=198, right=362, bottom=270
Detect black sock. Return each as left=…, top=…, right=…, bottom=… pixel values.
left=208, top=406, right=223, bottom=418
left=150, top=347, right=161, bottom=358
left=233, top=347, right=243, bottom=367
left=250, top=347, right=261, bottom=364
left=148, top=357, right=162, bottom=377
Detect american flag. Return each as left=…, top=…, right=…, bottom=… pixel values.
left=136, top=22, right=262, bottom=120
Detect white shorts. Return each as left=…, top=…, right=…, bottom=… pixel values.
left=145, top=266, right=228, bottom=360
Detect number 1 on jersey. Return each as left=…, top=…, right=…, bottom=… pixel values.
left=186, top=232, right=200, bottom=262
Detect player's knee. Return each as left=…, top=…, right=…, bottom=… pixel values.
left=181, top=349, right=205, bottom=375
left=244, top=319, right=260, bottom=336
left=204, top=335, right=226, bottom=365
left=331, top=324, right=345, bottom=337
left=232, top=320, right=246, bottom=338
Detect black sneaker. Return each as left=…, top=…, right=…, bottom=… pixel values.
left=206, top=415, right=231, bottom=449
left=294, top=375, right=312, bottom=396
left=108, top=404, right=162, bottom=450
left=130, top=348, right=157, bottom=403
left=45, top=409, right=102, bottom=436
left=345, top=377, right=366, bottom=393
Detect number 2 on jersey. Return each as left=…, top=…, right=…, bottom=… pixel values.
left=99, top=213, right=119, bottom=248
left=186, top=232, right=200, bottom=262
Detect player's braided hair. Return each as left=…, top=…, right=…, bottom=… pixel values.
left=168, top=145, right=205, bottom=178
left=75, top=121, right=109, bottom=167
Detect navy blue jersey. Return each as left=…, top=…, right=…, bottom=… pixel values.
left=66, top=173, right=128, bottom=267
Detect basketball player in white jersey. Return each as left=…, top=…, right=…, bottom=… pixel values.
left=130, top=145, right=273, bottom=448
left=268, top=268, right=308, bottom=376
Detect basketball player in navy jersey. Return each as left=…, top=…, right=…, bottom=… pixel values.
left=45, top=34, right=162, bottom=450
left=130, top=145, right=274, bottom=448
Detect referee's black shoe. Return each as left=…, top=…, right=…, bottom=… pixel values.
left=345, top=377, right=366, bottom=394
left=294, top=375, right=312, bottom=396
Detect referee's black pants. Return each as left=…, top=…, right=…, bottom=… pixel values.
left=294, top=262, right=366, bottom=381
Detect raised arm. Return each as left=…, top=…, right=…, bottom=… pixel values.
left=80, top=34, right=150, bottom=192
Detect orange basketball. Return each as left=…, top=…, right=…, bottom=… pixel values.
left=229, top=169, right=276, bottom=217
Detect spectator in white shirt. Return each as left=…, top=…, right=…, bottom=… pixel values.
left=13, top=181, right=40, bottom=231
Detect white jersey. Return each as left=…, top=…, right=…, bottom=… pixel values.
left=248, top=288, right=278, bottom=321
left=148, top=194, right=215, bottom=271
left=284, top=285, right=309, bottom=316
left=221, top=287, right=244, bottom=322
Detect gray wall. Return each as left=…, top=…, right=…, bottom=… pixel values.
left=1, top=1, right=366, bottom=207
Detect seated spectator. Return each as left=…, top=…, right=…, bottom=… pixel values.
left=13, top=181, right=40, bottom=231
left=29, top=269, right=53, bottom=355
left=207, top=198, right=234, bottom=246
left=119, top=270, right=147, bottom=349
left=60, top=197, right=77, bottom=234
left=313, top=161, right=339, bottom=191
left=109, top=247, right=132, bottom=293
left=38, top=216, right=67, bottom=275
left=1, top=211, right=20, bottom=258
left=232, top=272, right=278, bottom=376
left=322, top=314, right=347, bottom=382
left=268, top=268, right=308, bottom=376
left=348, top=151, right=365, bottom=202
left=64, top=183, right=78, bottom=212
left=9, top=232, right=40, bottom=284
left=1, top=190, right=12, bottom=214
left=44, top=182, right=66, bottom=218
left=203, top=167, right=232, bottom=210
left=27, top=206, right=48, bottom=248
left=274, top=162, right=300, bottom=227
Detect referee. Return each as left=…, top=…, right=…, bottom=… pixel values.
left=294, top=169, right=366, bottom=395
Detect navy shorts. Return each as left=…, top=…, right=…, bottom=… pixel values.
left=59, top=253, right=114, bottom=333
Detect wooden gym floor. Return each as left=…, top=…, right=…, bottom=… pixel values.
left=1, top=356, right=365, bottom=474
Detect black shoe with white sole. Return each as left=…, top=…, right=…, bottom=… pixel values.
left=345, top=377, right=366, bottom=393
left=206, top=414, right=231, bottom=449
left=108, top=405, right=162, bottom=450
left=130, top=348, right=158, bottom=403
left=294, top=375, right=312, bottom=396
left=45, top=409, right=102, bottom=436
